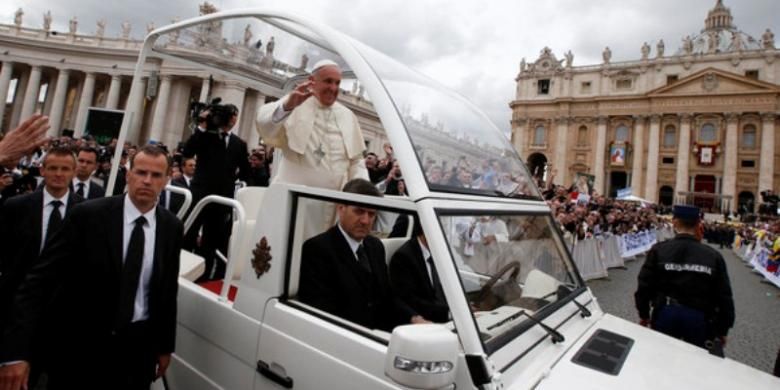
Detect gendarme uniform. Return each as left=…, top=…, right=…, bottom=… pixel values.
left=634, top=205, right=735, bottom=349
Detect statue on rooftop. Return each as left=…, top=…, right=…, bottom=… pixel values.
left=266, top=36, right=275, bottom=56
left=68, top=16, right=78, bottom=35
left=96, top=19, right=106, bottom=38
left=519, top=57, right=526, bottom=72
left=243, top=24, right=253, bottom=46
left=640, top=42, right=650, bottom=60
left=146, top=22, right=155, bottom=35
left=762, top=28, right=775, bottom=50
left=682, top=35, right=694, bottom=55
left=14, top=8, right=23, bottom=27
left=602, top=46, right=612, bottom=64
left=43, top=11, right=52, bottom=31
left=121, top=21, right=131, bottom=39
left=656, top=39, right=665, bottom=58
left=564, top=50, right=573, bottom=68
left=300, top=53, right=309, bottom=69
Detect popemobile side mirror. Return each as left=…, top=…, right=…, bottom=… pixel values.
left=385, top=324, right=459, bottom=389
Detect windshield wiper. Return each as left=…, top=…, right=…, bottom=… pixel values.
left=556, top=285, right=592, bottom=318
left=571, top=299, right=592, bottom=318
left=492, top=190, right=540, bottom=201
left=520, top=310, right=565, bottom=344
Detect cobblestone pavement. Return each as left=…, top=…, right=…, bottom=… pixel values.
left=587, top=244, right=780, bottom=374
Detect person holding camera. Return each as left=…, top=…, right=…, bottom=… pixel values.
left=183, top=100, right=250, bottom=282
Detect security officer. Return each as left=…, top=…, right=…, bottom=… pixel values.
left=635, top=205, right=735, bottom=350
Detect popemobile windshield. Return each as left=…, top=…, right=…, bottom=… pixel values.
left=106, top=9, right=779, bottom=390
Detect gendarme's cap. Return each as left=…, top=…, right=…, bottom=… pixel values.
left=673, top=205, right=701, bottom=221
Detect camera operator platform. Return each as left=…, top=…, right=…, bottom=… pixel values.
left=183, top=98, right=250, bottom=282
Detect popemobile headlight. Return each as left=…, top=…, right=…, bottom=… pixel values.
left=394, top=356, right=454, bottom=374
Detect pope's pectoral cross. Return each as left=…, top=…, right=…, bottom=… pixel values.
left=314, top=143, right=326, bottom=165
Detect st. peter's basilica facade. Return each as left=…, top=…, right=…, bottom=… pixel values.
left=510, top=0, right=779, bottom=212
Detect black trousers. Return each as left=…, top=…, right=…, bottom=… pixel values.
left=190, top=202, right=231, bottom=281
left=47, top=321, right=158, bottom=390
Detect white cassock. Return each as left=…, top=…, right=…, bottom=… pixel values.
left=256, top=95, right=369, bottom=236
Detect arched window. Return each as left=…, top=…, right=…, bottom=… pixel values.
left=533, top=125, right=546, bottom=145
left=663, top=125, right=676, bottom=147
left=699, top=123, right=716, bottom=142
left=577, top=126, right=588, bottom=145
left=615, top=125, right=629, bottom=142
left=742, top=124, right=756, bottom=149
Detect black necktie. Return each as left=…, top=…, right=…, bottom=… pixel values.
left=117, top=216, right=146, bottom=328
left=220, top=132, right=228, bottom=149
left=356, top=244, right=372, bottom=274
left=46, top=200, right=63, bottom=244
left=427, top=256, right=445, bottom=301
left=76, top=182, right=85, bottom=198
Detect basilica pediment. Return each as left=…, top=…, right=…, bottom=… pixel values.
left=647, top=68, right=778, bottom=97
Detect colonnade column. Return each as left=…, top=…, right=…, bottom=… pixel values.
left=554, top=117, right=569, bottom=185
left=631, top=115, right=645, bottom=196
left=19, top=65, right=42, bottom=120
left=644, top=114, right=661, bottom=202
left=148, top=75, right=172, bottom=143
left=105, top=74, right=122, bottom=110
left=758, top=113, right=776, bottom=192
left=674, top=114, right=692, bottom=199
left=74, top=72, right=96, bottom=137
left=593, top=116, right=608, bottom=195
left=0, top=61, right=14, bottom=131
left=48, top=69, right=71, bottom=137
left=721, top=113, right=739, bottom=212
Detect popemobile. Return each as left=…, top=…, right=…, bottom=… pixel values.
left=106, top=9, right=780, bottom=390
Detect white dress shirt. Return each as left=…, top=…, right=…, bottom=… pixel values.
left=337, top=223, right=363, bottom=262
left=417, top=237, right=435, bottom=286
left=122, top=195, right=157, bottom=322
left=41, top=189, right=70, bottom=253
left=72, top=177, right=91, bottom=198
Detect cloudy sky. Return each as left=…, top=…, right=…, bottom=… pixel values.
left=2, top=0, right=778, bottom=134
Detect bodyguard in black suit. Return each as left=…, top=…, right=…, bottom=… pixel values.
left=389, top=223, right=449, bottom=323
left=72, top=147, right=106, bottom=200
left=298, top=179, right=422, bottom=332
left=183, top=104, right=250, bottom=281
left=0, top=148, right=82, bottom=333
left=0, top=145, right=183, bottom=390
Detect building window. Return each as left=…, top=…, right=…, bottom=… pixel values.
left=699, top=123, right=717, bottom=142
left=742, top=124, right=756, bottom=149
left=533, top=125, right=546, bottom=145
left=662, top=157, right=675, bottom=164
left=663, top=125, right=676, bottom=148
left=745, top=70, right=759, bottom=80
left=580, top=81, right=591, bottom=93
left=616, top=79, right=632, bottom=90
left=537, top=79, right=550, bottom=95
left=577, top=126, right=588, bottom=145
left=615, top=125, right=629, bottom=142
left=741, top=160, right=755, bottom=168
left=666, top=75, right=678, bottom=85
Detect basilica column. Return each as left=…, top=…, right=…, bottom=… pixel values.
left=631, top=115, right=645, bottom=196
left=48, top=69, right=71, bottom=137
left=759, top=113, right=776, bottom=192
left=0, top=61, right=14, bottom=131
left=105, top=74, right=122, bottom=110
left=721, top=113, right=739, bottom=212
left=148, top=75, right=173, bottom=143
left=513, top=118, right=527, bottom=160
left=644, top=114, right=661, bottom=202
left=19, top=65, right=42, bottom=120
left=554, top=117, right=569, bottom=185
left=74, top=72, right=96, bottom=137
left=593, top=116, right=608, bottom=195
left=198, top=76, right=210, bottom=103
left=674, top=114, right=692, bottom=198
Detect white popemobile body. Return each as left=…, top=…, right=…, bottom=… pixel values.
left=109, top=9, right=780, bottom=390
